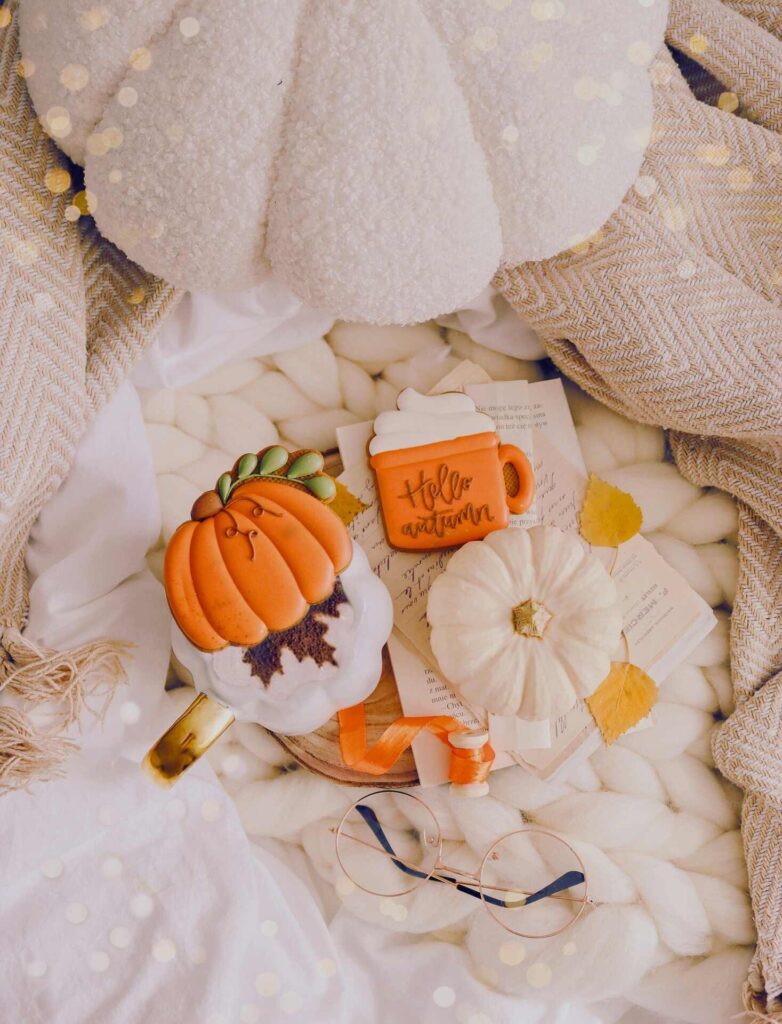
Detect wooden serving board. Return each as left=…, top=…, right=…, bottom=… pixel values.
left=273, top=645, right=419, bottom=787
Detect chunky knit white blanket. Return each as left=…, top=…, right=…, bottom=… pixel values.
left=142, top=323, right=750, bottom=1024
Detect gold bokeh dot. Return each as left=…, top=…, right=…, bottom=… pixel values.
left=45, top=106, right=72, bottom=139
left=677, top=258, right=696, bottom=279
left=44, top=167, right=71, bottom=194
left=577, top=144, right=599, bottom=166
left=634, top=174, right=658, bottom=197
left=336, top=876, right=354, bottom=896
left=108, top=168, right=123, bottom=183
left=118, top=86, right=138, bottom=108
left=127, top=286, right=146, bottom=305
left=728, top=165, right=753, bottom=192
left=574, top=77, right=596, bottom=101
left=103, top=125, right=124, bottom=149
left=60, top=63, right=90, bottom=91
left=81, top=7, right=109, bottom=31
left=649, top=60, right=672, bottom=86
left=14, top=240, right=39, bottom=266
left=316, top=958, right=337, bottom=978
left=64, top=204, right=81, bottom=222
left=17, top=57, right=35, bottom=78
left=87, top=132, right=110, bottom=157
left=530, top=0, right=564, bottom=21
left=695, top=143, right=730, bottom=166
left=73, top=189, right=98, bottom=215
left=473, top=26, right=498, bottom=52
left=661, top=203, right=689, bottom=232
left=179, top=16, right=200, bottom=38
left=526, top=962, right=553, bottom=988
left=689, top=34, right=709, bottom=54
left=129, top=46, right=152, bottom=71
left=627, top=40, right=653, bottom=65
left=499, top=941, right=526, bottom=966
left=717, top=91, right=739, bottom=113
left=0, top=8, right=12, bottom=28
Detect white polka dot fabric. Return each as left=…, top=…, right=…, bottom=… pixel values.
left=18, top=0, right=668, bottom=323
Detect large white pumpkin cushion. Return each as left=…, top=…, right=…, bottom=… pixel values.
left=20, top=0, right=667, bottom=323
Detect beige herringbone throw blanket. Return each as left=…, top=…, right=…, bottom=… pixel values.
left=499, top=0, right=782, bottom=1014
left=0, top=3, right=177, bottom=788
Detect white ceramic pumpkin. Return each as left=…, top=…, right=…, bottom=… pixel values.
left=171, top=542, right=393, bottom=735
left=19, top=0, right=666, bottom=323
left=427, top=525, right=622, bottom=720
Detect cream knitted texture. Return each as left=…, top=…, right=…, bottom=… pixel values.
left=498, top=3, right=782, bottom=1011
left=143, top=323, right=748, bottom=1023
left=0, top=2, right=177, bottom=788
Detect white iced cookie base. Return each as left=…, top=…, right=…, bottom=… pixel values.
left=171, top=543, right=393, bottom=735
left=368, top=387, right=494, bottom=456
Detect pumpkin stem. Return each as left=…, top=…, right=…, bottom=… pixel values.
left=511, top=599, right=552, bottom=639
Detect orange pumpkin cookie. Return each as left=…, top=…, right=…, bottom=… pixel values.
left=164, top=446, right=351, bottom=652
left=369, top=388, right=535, bottom=551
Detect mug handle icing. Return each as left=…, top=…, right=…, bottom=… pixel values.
left=498, top=443, right=536, bottom=515
left=142, top=693, right=235, bottom=786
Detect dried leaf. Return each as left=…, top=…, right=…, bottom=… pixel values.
left=586, top=661, right=658, bottom=745
left=330, top=480, right=369, bottom=526
left=580, top=473, right=642, bottom=547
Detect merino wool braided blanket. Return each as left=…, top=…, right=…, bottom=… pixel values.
left=143, top=322, right=749, bottom=1024
left=498, top=2, right=782, bottom=1014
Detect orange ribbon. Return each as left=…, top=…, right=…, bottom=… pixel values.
left=338, top=704, right=495, bottom=785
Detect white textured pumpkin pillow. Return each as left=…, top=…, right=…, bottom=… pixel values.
left=20, top=0, right=666, bottom=323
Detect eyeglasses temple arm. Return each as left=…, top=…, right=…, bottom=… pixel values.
left=355, top=804, right=433, bottom=882
left=516, top=869, right=586, bottom=907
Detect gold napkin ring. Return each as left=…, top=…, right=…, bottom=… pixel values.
left=142, top=693, right=235, bottom=786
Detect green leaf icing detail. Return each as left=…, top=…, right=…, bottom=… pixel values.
left=288, top=451, right=324, bottom=479
left=259, top=446, right=289, bottom=475
left=304, top=475, right=336, bottom=501
left=237, top=453, right=258, bottom=479
left=217, top=473, right=232, bottom=504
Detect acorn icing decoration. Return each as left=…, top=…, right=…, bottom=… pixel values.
left=165, top=446, right=351, bottom=653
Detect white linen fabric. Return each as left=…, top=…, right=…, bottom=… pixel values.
left=2, top=296, right=600, bottom=1024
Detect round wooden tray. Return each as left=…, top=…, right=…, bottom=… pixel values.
left=273, top=645, right=419, bottom=787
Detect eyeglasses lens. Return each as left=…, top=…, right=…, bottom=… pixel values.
left=335, top=790, right=441, bottom=897
left=479, top=829, right=587, bottom=937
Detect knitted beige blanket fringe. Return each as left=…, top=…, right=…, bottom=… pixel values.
left=499, top=0, right=782, bottom=1014
left=0, top=2, right=177, bottom=789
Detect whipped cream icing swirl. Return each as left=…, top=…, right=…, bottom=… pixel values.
left=368, top=388, right=495, bottom=456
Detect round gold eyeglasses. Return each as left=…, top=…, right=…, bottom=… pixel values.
left=334, top=790, right=594, bottom=938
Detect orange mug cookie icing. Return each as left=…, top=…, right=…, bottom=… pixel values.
left=369, top=388, right=535, bottom=551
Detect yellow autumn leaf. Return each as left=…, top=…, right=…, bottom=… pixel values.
left=330, top=480, right=369, bottom=527
left=586, top=661, right=658, bottom=745
left=579, top=473, right=642, bottom=547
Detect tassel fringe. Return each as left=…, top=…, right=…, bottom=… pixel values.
left=737, top=981, right=782, bottom=1023
left=0, top=626, right=132, bottom=791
